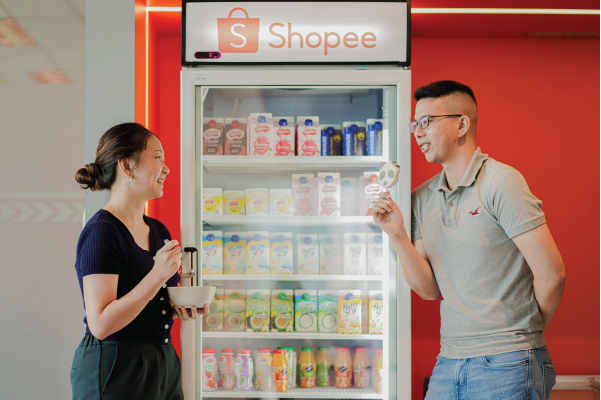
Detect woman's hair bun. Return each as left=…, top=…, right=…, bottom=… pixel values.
left=75, top=163, right=103, bottom=191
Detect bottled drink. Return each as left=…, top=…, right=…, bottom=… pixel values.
left=234, top=350, right=254, bottom=391
left=316, top=346, right=333, bottom=387
left=201, top=348, right=218, bottom=391
left=353, top=346, right=371, bottom=388
left=372, top=348, right=383, bottom=394
left=277, top=346, right=297, bottom=388
left=334, top=347, right=352, bottom=388
left=298, top=347, right=317, bottom=388
left=273, top=349, right=289, bottom=392
left=256, top=348, right=273, bottom=391
left=218, top=348, right=235, bottom=389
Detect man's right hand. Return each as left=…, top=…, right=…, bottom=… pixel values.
left=371, top=192, right=406, bottom=239
left=153, top=240, right=181, bottom=281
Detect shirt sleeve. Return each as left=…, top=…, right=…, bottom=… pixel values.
left=76, top=222, right=123, bottom=276
left=488, top=167, right=546, bottom=239
left=411, top=190, right=422, bottom=241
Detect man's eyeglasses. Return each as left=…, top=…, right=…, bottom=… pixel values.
left=410, top=115, right=462, bottom=134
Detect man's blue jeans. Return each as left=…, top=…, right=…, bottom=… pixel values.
left=425, top=345, right=556, bottom=400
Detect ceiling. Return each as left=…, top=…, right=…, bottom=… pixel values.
left=0, top=0, right=598, bottom=84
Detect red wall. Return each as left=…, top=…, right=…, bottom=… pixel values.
left=146, top=26, right=600, bottom=397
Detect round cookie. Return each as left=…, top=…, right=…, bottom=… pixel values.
left=378, top=161, right=400, bottom=189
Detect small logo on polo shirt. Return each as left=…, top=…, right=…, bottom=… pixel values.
left=468, top=207, right=482, bottom=216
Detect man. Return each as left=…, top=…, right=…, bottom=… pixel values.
left=372, top=80, right=565, bottom=399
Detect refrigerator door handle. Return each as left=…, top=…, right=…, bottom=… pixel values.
left=182, top=247, right=197, bottom=286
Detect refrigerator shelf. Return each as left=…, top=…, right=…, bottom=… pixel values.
left=201, top=331, right=383, bottom=341
left=202, top=215, right=375, bottom=227
left=201, top=387, right=383, bottom=398
left=202, top=274, right=384, bottom=282
left=203, top=155, right=386, bottom=174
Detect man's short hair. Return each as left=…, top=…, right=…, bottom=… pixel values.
left=414, top=80, right=477, bottom=105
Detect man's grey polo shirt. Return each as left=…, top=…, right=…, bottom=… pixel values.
left=411, top=147, right=547, bottom=359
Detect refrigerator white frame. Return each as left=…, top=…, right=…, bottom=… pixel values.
left=180, top=67, right=412, bottom=400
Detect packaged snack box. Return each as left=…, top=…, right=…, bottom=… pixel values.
left=249, top=113, right=273, bottom=156
left=317, top=172, right=341, bottom=216
left=202, top=231, right=223, bottom=275
left=224, top=289, right=246, bottom=331
left=338, top=290, right=361, bottom=335
left=367, top=233, right=385, bottom=275
left=343, top=233, right=367, bottom=275
left=340, top=177, right=358, bottom=216
left=369, top=290, right=384, bottom=335
left=318, top=234, right=342, bottom=275
left=342, top=121, right=366, bottom=156
left=366, top=118, right=384, bottom=156
left=271, top=289, right=294, bottom=332
left=317, top=290, right=338, bottom=333
left=322, top=124, right=342, bottom=156
left=224, top=117, right=247, bottom=156
left=294, top=290, right=318, bottom=332
left=297, top=117, right=320, bottom=157
left=224, top=190, right=246, bottom=215
left=270, top=232, right=293, bottom=275
left=269, top=189, right=293, bottom=217
left=246, top=289, right=270, bottom=333
left=274, top=116, right=295, bottom=156
left=246, top=231, right=270, bottom=274
left=297, top=234, right=319, bottom=275
left=203, top=118, right=224, bottom=155
left=246, top=188, right=269, bottom=217
left=292, top=174, right=316, bottom=216
left=202, top=188, right=223, bottom=215
left=224, top=232, right=246, bottom=274
left=203, top=288, right=224, bottom=331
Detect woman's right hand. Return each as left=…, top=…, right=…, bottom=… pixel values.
left=371, top=192, right=406, bottom=240
left=152, top=240, right=181, bottom=282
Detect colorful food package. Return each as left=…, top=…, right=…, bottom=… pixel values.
left=248, top=113, right=273, bottom=156
left=245, top=188, right=269, bottom=216
left=292, top=174, right=316, bottom=216
left=203, top=288, right=224, bottom=331
left=297, top=116, right=320, bottom=156
left=201, top=349, right=219, bottom=390
left=269, top=189, right=293, bottom=217
left=273, top=116, right=295, bottom=156
left=321, top=124, right=342, bottom=156
left=234, top=350, right=254, bottom=391
left=294, top=290, right=318, bottom=332
left=366, top=118, right=384, bottom=156
left=338, top=290, right=362, bottom=334
left=318, top=234, right=342, bottom=275
left=361, top=171, right=382, bottom=216
left=367, top=233, right=385, bottom=275
left=202, top=118, right=224, bottom=155
left=273, top=349, right=289, bottom=392
left=317, top=172, right=341, bottom=216
left=202, top=188, right=223, bottom=215
left=298, top=347, right=317, bottom=388
left=223, top=190, right=246, bottom=215
left=361, top=293, right=369, bottom=334
left=219, top=348, right=235, bottom=389
left=246, top=289, right=270, bottom=333
left=271, top=289, right=294, bottom=332
left=318, top=290, right=338, bottom=333
left=224, top=117, right=247, bottom=156
left=369, top=290, right=384, bottom=335
left=343, top=233, right=367, bottom=275
left=224, top=289, right=246, bottom=331
left=202, top=231, right=223, bottom=275
left=340, top=177, right=358, bottom=216
left=342, top=121, right=366, bottom=156
left=297, top=234, right=319, bottom=275
left=224, top=232, right=246, bottom=274
left=246, top=231, right=270, bottom=274
left=255, top=348, right=274, bottom=391
left=270, top=232, right=293, bottom=275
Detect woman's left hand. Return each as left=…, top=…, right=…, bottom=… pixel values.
left=173, top=304, right=209, bottom=321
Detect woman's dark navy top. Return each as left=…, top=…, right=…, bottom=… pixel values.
left=74, top=209, right=179, bottom=345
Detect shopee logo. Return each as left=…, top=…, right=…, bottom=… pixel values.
left=218, top=8, right=259, bottom=53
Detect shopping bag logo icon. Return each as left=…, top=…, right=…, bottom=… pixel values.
left=217, top=8, right=260, bottom=53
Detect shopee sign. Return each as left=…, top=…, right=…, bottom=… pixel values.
left=184, top=2, right=408, bottom=64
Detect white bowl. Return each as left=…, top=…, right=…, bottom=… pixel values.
left=167, top=286, right=216, bottom=308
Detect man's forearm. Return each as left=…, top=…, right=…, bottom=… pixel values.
left=391, top=231, right=441, bottom=300
left=534, top=276, right=565, bottom=331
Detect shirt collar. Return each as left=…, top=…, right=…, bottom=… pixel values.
left=428, top=147, right=489, bottom=192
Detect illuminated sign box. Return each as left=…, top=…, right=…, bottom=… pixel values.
left=182, top=1, right=410, bottom=65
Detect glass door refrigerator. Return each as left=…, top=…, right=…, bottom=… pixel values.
left=180, top=68, right=411, bottom=400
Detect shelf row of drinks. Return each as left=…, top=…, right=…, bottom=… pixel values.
left=201, top=345, right=384, bottom=393
left=202, top=231, right=384, bottom=276
left=203, top=114, right=384, bottom=157
left=203, top=289, right=383, bottom=335
left=202, top=172, right=382, bottom=217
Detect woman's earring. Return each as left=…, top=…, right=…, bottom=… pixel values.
left=127, top=175, right=132, bottom=184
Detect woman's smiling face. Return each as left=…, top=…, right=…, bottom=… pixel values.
left=132, top=135, right=170, bottom=200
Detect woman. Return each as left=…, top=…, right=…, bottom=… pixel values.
left=71, top=123, right=208, bottom=400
